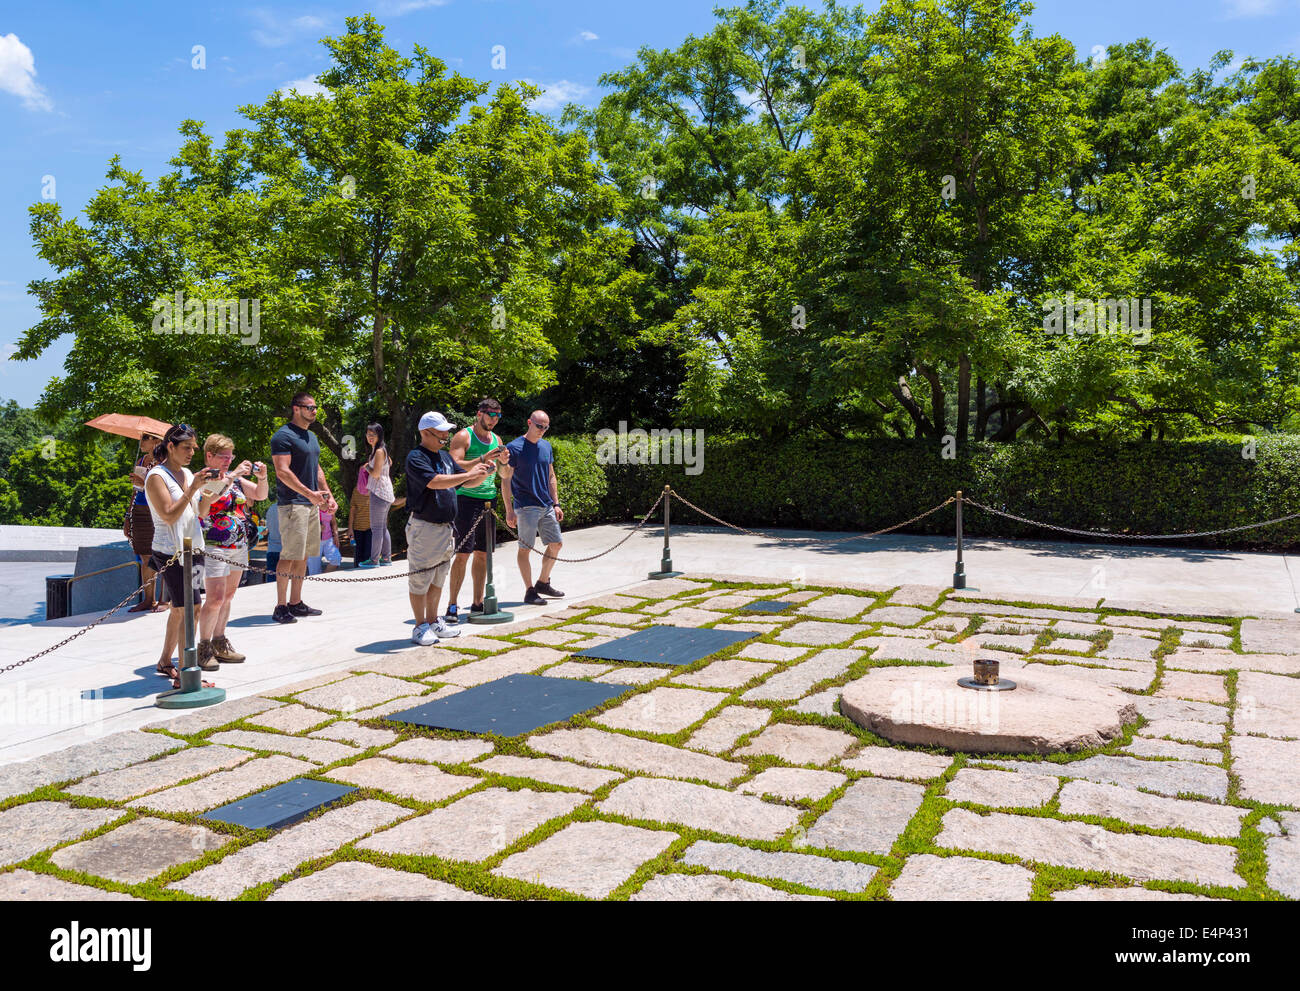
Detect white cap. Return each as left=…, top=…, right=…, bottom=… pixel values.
left=418, top=411, right=455, bottom=432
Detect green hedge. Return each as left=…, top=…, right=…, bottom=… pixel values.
left=592, top=435, right=1300, bottom=551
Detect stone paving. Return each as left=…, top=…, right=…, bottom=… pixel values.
left=0, top=576, right=1297, bottom=900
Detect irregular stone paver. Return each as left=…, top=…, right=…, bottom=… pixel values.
left=708, top=623, right=773, bottom=634
left=1053, top=886, right=1218, bottom=901
left=1099, top=635, right=1160, bottom=662
left=493, top=820, right=675, bottom=898
left=1266, top=812, right=1300, bottom=899
left=435, top=636, right=513, bottom=654
left=575, top=593, right=646, bottom=610
left=564, top=623, right=638, bottom=638
left=921, top=615, right=969, bottom=633
left=1139, top=719, right=1225, bottom=745
left=735, top=723, right=858, bottom=765
left=940, top=602, right=1098, bottom=623
left=1052, top=621, right=1108, bottom=637
left=432, top=647, right=569, bottom=687
left=971, top=634, right=1038, bottom=652
left=798, top=594, right=874, bottom=619
left=67, top=745, right=251, bottom=801
left=671, top=659, right=775, bottom=689
left=702, top=592, right=769, bottom=610
left=51, top=818, right=228, bottom=884
left=1134, top=697, right=1228, bottom=724
left=326, top=758, right=480, bottom=803
left=936, top=808, right=1242, bottom=887
left=775, top=622, right=869, bottom=646
left=584, top=611, right=649, bottom=626
left=0, top=802, right=122, bottom=867
left=1183, top=632, right=1233, bottom=649
left=267, top=860, right=492, bottom=901
left=1124, top=737, right=1221, bottom=763
left=1057, top=780, right=1246, bottom=838
left=357, top=650, right=471, bottom=678
left=891, top=853, right=1034, bottom=901
left=0, top=730, right=182, bottom=800
left=293, top=673, right=426, bottom=713
left=946, top=768, right=1059, bottom=808
left=542, top=661, right=615, bottom=679
left=886, top=585, right=945, bottom=608
left=1157, top=671, right=1229, bottom=704
left=593, top=686, right=721, bottom=734
left=0, top=869, right=140, bottom=900
left=1104, top=615, right=1178, bottom=631
left=529, top=727, right=745, bottom=785
left=631, top=873, right=828, bottom=900
left=144, top=696, right=282, bottom=734
left=653, top=607, right=730, bottom=627
left=599, top=777, right=800, bottom=841
left=1167, top=648, right=1300, bottom=675
left=522, top=630, right=584, bottom=646
left=839, top=747, right=954, bottom=780
left=382, top=738, right=494, bottom=765
left=247, top=704, right=333, bottom=734
left=126, top=756, right=314, bottom=813
left=682, top=839, right=874, bottom=892
left=206, top=730, right=360, bottom=765
left=1235, top=671, right=1300, bottom=739
left=594, top=666, right=664, bottom=685
left=792, top=687, right=840, bottom=716
left=1048, top=755, right=1228, bottom=800
left=805, top=778, right=925, bottom=854
left=307, top=721, right=400, bottom=748
left=1231, top=735, right=1300, bottom=806
left=173, top=799, right=407, bottom=898
left=619, top=578, right=712, bottom=599
left=857, top=637, right=967, bottom=662
left=476, top=755, right=622, bottom=791
left=862, top=606, right=936, bottom=627
left=686, top=707, right=770, bottom=754
left=739, top=767, right=846, bottom=802
left=1031, top=662, right=1152, bottom=691
left=1239, top=619, right=1300, bottom=654
left=354, top=688, right=461, bottom=718
left=1047, top=638, right=1095, bottom=653
left=357, top=788, right=585, bottom=862
left=741, top=649, right=861, bottom=701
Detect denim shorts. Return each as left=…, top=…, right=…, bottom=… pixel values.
left=515, top=505, right=562, bottom=548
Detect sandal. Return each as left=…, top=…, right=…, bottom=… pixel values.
left=170, top=677, right=216, bottom=690
left=156, top=660, right=179, bottom=679
left=129, top=602, right=153, bottom=613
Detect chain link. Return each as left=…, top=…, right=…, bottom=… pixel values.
left=667, top=491, right=957, bottom=543
left=1, top=550, right=182, bottom=674
left=963, top=499, right=1300, bottom=541
left=497, top=490, right=667, bottom=563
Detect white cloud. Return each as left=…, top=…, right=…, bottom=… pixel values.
left=0, top=34, right=52, bottom=111
left=251, top=10, right=330, bottom=47
left=279, top=75, right=330, bottom=97
left=521, top=79, right=592, bottom=113
left=1222, top=0, right=1283, bottom=16
left=572, top=30, right=599, bottom=43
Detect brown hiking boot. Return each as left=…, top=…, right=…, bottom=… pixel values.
left=197, top=639, right=220, bottom=671
left=212, top=635, right=245, bottom=663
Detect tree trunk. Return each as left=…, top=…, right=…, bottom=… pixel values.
left=956, top=355, right=971, bottom=444
left=917, top=364, right=945, bottom=438
left=975, top=376, right=987, bottom=441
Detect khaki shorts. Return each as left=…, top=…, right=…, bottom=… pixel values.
left=278, top=503, right=321, bottom=560
left=406, top=518, right=454, bottom=595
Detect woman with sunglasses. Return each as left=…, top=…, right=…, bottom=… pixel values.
left=197, top=433, right=269, bottom=667
left=144, top=424, right=218, bottom=689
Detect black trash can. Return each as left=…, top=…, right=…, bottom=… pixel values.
left=45, top=574, right=74, bottom=621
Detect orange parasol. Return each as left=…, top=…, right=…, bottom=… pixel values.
left=85, top=413, right=173, bottom=441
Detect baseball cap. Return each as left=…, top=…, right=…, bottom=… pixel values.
left=418, top=411, right=456, bottom=432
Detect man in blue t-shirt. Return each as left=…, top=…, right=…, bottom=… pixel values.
left=501, top=409, right=565, bottom=606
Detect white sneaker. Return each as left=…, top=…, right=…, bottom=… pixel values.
left=433, top=618, right=461, bottom=639
left=411, top=622, right=430, bottom=645
left=418, top=624, right=441, bottom=646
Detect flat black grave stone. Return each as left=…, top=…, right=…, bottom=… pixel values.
left=575, top=625, right=757, bottom=666
left=201, top=778, right=356, bottom=831
left=740, top=600, right=794, bottom=613
left=383, top=674, right=633, bottom=737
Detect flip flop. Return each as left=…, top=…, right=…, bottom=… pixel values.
left=128, top=602, right=152, bottom=613
left=171, top=677, right=216, bottom=690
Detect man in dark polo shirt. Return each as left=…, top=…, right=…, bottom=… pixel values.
left=404, top=411, right=489, bottom=645
left=269, top=392, right=337, bottom=624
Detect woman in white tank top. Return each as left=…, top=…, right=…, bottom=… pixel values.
left=144, top=424, right=219, bottom=689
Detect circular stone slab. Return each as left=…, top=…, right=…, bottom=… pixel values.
left=840, top=665, right=1139, bottom=755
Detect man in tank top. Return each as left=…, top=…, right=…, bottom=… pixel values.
left=444, top=398, right=511, bottom=622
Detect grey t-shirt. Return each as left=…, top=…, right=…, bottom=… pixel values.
left=270, top=423, right=319, bottom=506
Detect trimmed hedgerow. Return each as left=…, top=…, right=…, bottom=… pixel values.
left=590, top=435, right=1300, bottom=551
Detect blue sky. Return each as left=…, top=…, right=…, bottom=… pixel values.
left=1, top=0, right=1298, bottom=408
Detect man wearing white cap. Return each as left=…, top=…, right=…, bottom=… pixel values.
left=404, top=412, right=490, bottom=645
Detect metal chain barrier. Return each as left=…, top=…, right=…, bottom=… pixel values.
left=667, top=490, right=958, bottom=543
left=963, top=499, right=1300, bottom=541
left=497, top=489, right=667, bottom=563
left=1, top=550, right=182, bottom=674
